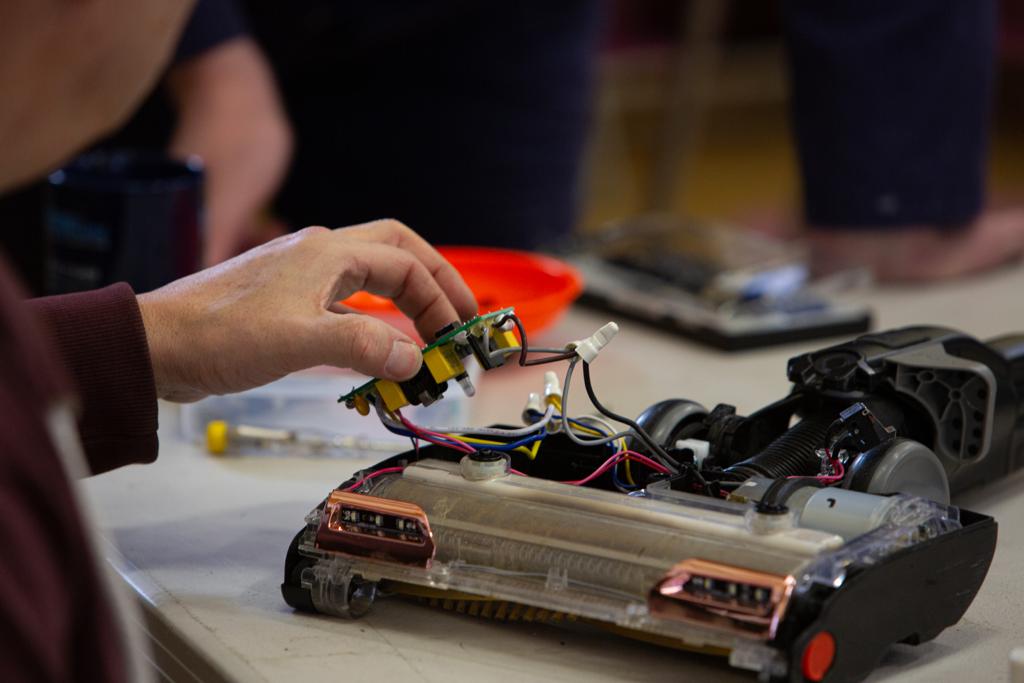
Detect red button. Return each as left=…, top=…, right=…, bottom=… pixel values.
left=802, top=631, right=836, bottom=681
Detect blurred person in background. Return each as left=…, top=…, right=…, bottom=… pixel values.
left=785, top=0, right=1024, bottom=281
left=6, top=1, right=1016, bottom=291
left=239, top=0, right=1024, bottom=280
left=0, top=1, right=475, bottom=680
left=158, top=0, right=292, bottom=265
left=240, top=0, right=606, bottom=251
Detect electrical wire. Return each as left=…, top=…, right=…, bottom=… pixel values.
left=344, top=466, right=406, bottom=491
left=529, top=407, right=636, bottom=486
left=361, top=315, right=705, bottom=488
left=455, top=433, right=545, bottom=458
left=581, top=360, right=690, bottom=478
left=373, top=399, right=474, bottom=452
left=570, top=414, right=634, bottom=485
left=494, top=314, right=578, bottom=367
left=560, top=360, right=637, bottom=447
left=561, top=450, right=670, bottom=487
left=376, top=396, right=549, bottom=456
left=787, top=447, right=845, bottom=484
left=522, top=408, right=619, bottom=444
left=488, top=346, right=569, bottom=364
left=398, top=411, right=476, bottom=454
left=344, top=450, right=665, bottom=494
left=394, top=404, right=557, bottom=439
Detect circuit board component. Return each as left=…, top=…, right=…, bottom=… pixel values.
left=339, top=308, right=521, bottom=413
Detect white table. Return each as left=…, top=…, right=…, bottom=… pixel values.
left=85, top=265, right=1024, bottom=682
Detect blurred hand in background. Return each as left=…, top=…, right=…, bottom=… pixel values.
left=167, top=36, right=292, bottom=266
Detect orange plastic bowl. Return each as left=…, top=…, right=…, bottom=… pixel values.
left=340, top=246, right=583, bottom=340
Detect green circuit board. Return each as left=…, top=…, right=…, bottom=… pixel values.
left=338, top=307, right=514, bottom=404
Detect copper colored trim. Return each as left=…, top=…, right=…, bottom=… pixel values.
left=315, top=490, right=435, bottom=566
left=649, top=558, right=795, bottom=640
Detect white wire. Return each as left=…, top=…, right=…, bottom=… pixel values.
left=402, top=404, right=557, bottom=438
left=373, top=395, right=406, bottom=432
left=561, top=359, right=633, bottom=447
left=573, top=414, right=626, bottom=444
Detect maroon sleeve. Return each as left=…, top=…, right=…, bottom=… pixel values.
left=0, top=260, right=128, bottom=682
left=0, top=389, right=127, bottom=683
left=28, top=284, right=159, bottom=474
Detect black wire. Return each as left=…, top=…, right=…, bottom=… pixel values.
left=493, top=314, right=528, bottom=365
left=581, top=361, right=695, bottom=479
left=494, top=314, right=575, bottom=366
left=524, top=351, right=578, bottom=366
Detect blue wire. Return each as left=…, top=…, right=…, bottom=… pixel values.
left=527, top=409, right=636, bottom=487
left=468, top=432, right=546, bottom=451
left=387, top=411, right=640, bottom=491
left=381, top=423, right=468, bottom=450
left=611, top=465, right=637, bottom=490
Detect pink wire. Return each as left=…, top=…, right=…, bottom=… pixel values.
left=397, top=410, right=476, bottom=454
left=816, top=457, right=845, bottom=484
left=345, top=452, right=666, bottom=491
left=344, top=466, right=406, bottom=491
left=561, top=449, right=670, bottom=486
left=614, top=450, right=672, bottom=474
left=787, top=449, right=845, bottom=484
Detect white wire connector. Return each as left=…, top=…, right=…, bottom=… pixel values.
left=522, top=392, right=545, bottom=424
left=570, top=322, right=619, bottom=363
left=543, top=371, right=562, bottom=403
left=675, top=438, right=711, bottom=468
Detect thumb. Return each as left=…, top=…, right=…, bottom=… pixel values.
left=318, top=313, right=423, bottom=380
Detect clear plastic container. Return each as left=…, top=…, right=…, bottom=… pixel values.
left=179, top=366, right=477, bottom=458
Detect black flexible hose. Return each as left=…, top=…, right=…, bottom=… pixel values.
left=725, top=415, right=832, bottom=480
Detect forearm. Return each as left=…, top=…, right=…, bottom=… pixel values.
left=167, top=37, right=293, bottom=264
left=28, top=285, right=159, bottom=474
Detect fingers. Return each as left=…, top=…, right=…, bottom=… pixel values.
left=311, top=313, right=423, bottom=380
left=339, top=219, right=478, bottom=321
left=328, top=241, right=464, bottom=343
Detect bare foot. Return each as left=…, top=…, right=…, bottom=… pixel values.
left=807, top=209, right=1024, bottom=282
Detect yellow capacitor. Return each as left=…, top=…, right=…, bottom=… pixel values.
left=423, top=344, right=465, bottom=383
left=353, top=393, right=371, bottom=416
left=375, top=380, right=409, bottom=412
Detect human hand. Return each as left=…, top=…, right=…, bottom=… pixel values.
left=137, top=220, right=478, bottom=402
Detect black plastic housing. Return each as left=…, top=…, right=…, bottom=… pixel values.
left=786, top=326, right=1024, bottom=493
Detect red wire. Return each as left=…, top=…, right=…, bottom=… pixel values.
left=561, top=449, right=670, bottom=486
left=396, top=410, right=476, bottom=454
left=787, top=448, right=845, bottom=484
left=344, top=451, right=668, bottom=492
left=343, top=466, right=406, bottom=491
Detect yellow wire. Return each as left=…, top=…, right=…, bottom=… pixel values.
left=623, top=440, right=636, bottom=485
left=569, top=422, right=603, bottom=437
left=445, top=395, right=634, bottom=481
left=450, top=434, right=541, bottom=459
left=567, top=414, right=637, bottom=487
